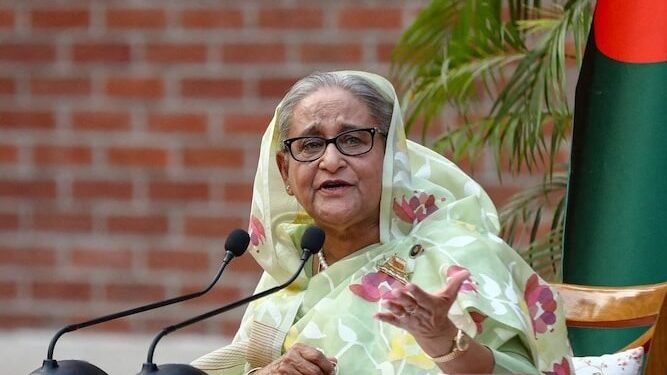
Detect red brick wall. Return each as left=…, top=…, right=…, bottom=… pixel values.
left=1, top=0, right=553, bottom=339
left=0, top=0, right=441, bottom=337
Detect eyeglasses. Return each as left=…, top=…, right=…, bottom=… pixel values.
left=283, top=127, right=384, bottom=162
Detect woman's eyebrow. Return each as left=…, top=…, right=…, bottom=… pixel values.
left=339, top=123, right=364, bottom=132
left=296, top=122, right=366, bottom=137
left=298, top=123, right=323, bottom=136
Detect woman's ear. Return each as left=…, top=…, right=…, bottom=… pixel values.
left=276, top=152, right=293, bottom=195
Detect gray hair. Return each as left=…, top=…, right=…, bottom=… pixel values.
left=278, top=72, right=393, bottom=143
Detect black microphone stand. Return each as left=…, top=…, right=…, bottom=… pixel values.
left=137, top=226, right=325, bottom=375
left=29, top=229, right=250, bottom=375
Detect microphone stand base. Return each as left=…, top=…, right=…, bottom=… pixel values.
left=30, top=359, right=108, bottom=375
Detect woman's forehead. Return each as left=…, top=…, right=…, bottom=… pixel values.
left=290, top=88, right=372, bottom=136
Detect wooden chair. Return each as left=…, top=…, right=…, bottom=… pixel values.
left=553, top=282, right=667, bottom=375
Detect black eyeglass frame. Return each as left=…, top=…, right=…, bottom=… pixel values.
left=282, top=127, right=386, bottom=162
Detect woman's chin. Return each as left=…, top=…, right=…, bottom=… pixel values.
left=312, top=207, right=360, bottom=230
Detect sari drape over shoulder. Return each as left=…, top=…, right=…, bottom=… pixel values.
left=192, top=71, right=572, bottom=374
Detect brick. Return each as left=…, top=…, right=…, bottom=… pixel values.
left=217, top=318, right=247, bottom=337
left=72, top=179, right=133, bottom=200
left=0, top=77, right=15, bottom=94
left=105, top=76, right=164, bottom=99
left=377, top=42, right=396, bottom=63
left=0, top=280, right=17, bottom=298
left=107, top=214, right=168, bottom=235
left=31, top=9, right=89, bottom=29
left=184, top=216, right=245, bottom=238
left=180, top=285, right=241, bottom=304
left=222, top=42, right=285, bottom=63
left=180, top=9, right=243, bottom=29
left=484, top=185, right=524, bottom=207
left=227, top=254, right=263, bottom=273
left=145, top=43, right=207, bottom=63
left=107, top=146, right=168, bottom=168
left=33, top=144, right=92, bottom=166
left=0, top=9, right=15, bottom=28
left=300, top=43, right=363, bottom=63
left=149, top=181, right=209, bottom=201
left=72, top=42, right=131, bottom=63
left=67, top=314, right=131, bottom=332
left=0, top=179, right=56, bottom=199
left=106, top=8, right=166, bottom=29
left=30, top=77, right=91, bottom=96
left=33, top=211, right=93, bottom=232
left=70, top=248, right=132, bottom=268
left=0, top=43, right=55, bottom=62
left=257, top=77, right=298, bottom=99
left=223, top=112, right=272, bottom=135
left=0, top=110, right=54, bottom=129
left=337, top=7, right=403, bottom=29
left=0, top=144, right=17, bottom=163
left=32, top=281, right=91, bottom=301
left=144, top=317, right=207, bottom=334
left=0, top=244, right=56, bottom=267
left=71, top=110, right=131, bottom=131
left=258, top=8, right=323, bottom=29
left=0, top=212, right=18, bottom=230
left=181, top=78, right=243, bottom=98
left=105, top=282, right=164, bottom=301
left=147, top=249, right=209, bottom=271
left=223, top=182, right=253, bottom=203
left=0, top=313, right=45, bottom=328
left=147, top=112, right=207, bottom=134
left=183, top=147, right=244, bottom=168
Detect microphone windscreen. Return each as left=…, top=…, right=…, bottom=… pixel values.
left=225, top=229, right=250, bottom=257
left=301, top=226, right=325, bottom=254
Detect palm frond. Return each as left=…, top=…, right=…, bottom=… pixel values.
left=499, top=172, right=568, bottom=280
left=392, top=0, right=594, bottom=279
left=489, top=2, right=591, bottom=177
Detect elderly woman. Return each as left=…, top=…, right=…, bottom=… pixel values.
left=192, top=71, right=572, bottom=374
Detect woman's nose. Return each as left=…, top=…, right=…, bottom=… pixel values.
left=318, top=143, right=345, bottom=170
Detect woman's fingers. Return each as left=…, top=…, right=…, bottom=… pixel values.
left=375, top=271, right=471, bottom=335
left=262, top=343, right=336, bottom=375
left=295, top=344, right=336, bottom=374
left=437, top=269, right=471, bottom=300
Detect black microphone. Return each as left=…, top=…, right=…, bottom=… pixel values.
left=29, top=229, right=251, bottom=375
left=137, top=225, right=326, bottom=375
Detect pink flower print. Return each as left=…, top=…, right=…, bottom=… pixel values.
left=446, top=265, right=477, bottom=293
left=542, top=357, right=571, bottom=375
left=248, top=215, right=265, bottom=247
left=524, top=273, right=558, bottom=336
left=349, top=271, right=404, bottom=302
left=392, top=192, right=441, bottom=224
left=469, top=310, right=487, bottom=334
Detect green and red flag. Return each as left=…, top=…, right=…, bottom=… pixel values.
left=562, top=0, right=667, bottom=355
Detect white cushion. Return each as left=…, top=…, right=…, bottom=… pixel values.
left=572, top=346, right=644, bottom=375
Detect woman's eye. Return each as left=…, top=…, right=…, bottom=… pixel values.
left=340, top=135, right=363, bottom=145
left=301, top=139, right=324, bottom=152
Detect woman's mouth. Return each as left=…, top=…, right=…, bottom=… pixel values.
left=318, top=180, right=352, bottom=192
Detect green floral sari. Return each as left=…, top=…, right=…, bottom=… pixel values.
left=192, top=71, right=572, bottom=374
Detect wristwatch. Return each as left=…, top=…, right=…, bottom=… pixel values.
left=428, top=328, right=470, bottom=363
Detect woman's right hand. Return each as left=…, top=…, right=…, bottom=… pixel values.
left=255, top=343, right=337, bottom=375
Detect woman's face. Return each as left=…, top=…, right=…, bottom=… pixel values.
left=277, top=87, right=385, bottom=233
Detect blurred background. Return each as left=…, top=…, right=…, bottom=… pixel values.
left=0, top=0, right=543, bottom=373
